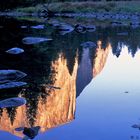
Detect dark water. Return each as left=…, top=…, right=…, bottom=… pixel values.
left=0, top=17, right=140, bottom=140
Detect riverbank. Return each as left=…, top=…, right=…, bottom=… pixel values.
left=1, top=1, right=140, bottom=28
left=1, top=1, right=140, bottom=16
left=14, top=1, right=140, bottom=14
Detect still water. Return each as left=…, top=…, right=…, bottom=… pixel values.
left=0, top=17, right=140, bottom=140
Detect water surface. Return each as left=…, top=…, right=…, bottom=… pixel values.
left=0, top=17, right=140, bottom=140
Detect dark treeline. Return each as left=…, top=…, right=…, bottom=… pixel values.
left=0, top=0, right=134, bottom=11
left=0, top=0, right=45, bottom=10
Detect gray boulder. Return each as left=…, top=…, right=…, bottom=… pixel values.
left=0, top=70, right=27, bottom=84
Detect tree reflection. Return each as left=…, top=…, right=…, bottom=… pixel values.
left=1, top=17, right=140, bottom=138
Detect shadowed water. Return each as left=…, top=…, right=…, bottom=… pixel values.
left=0, top=17, right=140, bottom=140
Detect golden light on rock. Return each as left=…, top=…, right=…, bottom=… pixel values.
left=93, top=42, right=111, bottom=77
left=0, top=53, right=78, bottom=137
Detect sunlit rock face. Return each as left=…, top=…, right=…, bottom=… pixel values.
left=0, top=53, right=78, bottom=137
left=93, top=41, right=111, bottom=77
left=36, top=54, right=78, bottom=132
left=0, top=105, right=27, bottom=137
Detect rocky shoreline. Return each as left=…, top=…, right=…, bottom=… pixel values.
left=1, top=11, right=140, bottom=28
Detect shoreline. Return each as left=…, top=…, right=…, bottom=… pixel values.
left=0, top=1, right=140, bottom=28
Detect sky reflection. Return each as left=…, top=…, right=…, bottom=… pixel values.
left=42, top=46, right=140, bottom=140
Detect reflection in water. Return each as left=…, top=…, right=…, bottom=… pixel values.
left=0, top=17, right=140, bottom=139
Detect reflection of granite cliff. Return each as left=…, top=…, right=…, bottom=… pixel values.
left=93, top=41, right=111, bottom=77
left=0, top=53, right=78, bottom=137
left=76, top=41, right=111, bottom=97
left=0, top=42, right=111, bottom=138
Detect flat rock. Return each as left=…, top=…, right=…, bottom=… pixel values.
left=80, top=41, right=96, bottom=48
left=0, top=82, right=27, bottom=89
left=0, top=97, right=26, bottom=108
left=0, top=70, right=27, bottom=84
left=22, top=37, right=52, bottom=45
left=6, top=47, right=24, bottom=55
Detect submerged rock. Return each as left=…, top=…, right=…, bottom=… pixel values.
left=6, top=47, right=24, bottom=55
left=0, top=70, right=27, bottom=84
left=15, top=126, right=40, bottom=139
left=80, top=41, right=96, bottom=48
left=0, top=97, right=26, bottom=108
left=0, top=82, right=27, bottom=89
left=31, top=25, right=45, bottom=29
left=22, top=37, right=52, bottom=45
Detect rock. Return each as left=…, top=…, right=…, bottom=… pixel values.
left=57, top=24, right=74, bottom=35
left=80, top=41, right=96, bottom=48
left=15, top=126, right=40, bottom=139
left=75, top=24, right=86, bottom=33
left=6, top=47, right=24, bottom=55
left=75, top=24, right=96, bottom=33
left=0, top=97, right=26, bottom=108
left=0, top=70, right=27, bottom=84
left=22, top=37, right=52, bottom=45
left=0, top=82, right=27, bottom=89
left=31, top=25, right=45, bottom=29
left=86, top=25, right=96, bottom=32
left=132, top=124, right=140, bottom=129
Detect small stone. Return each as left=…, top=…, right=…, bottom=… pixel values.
left=6, top=47, right=24, bottom=55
